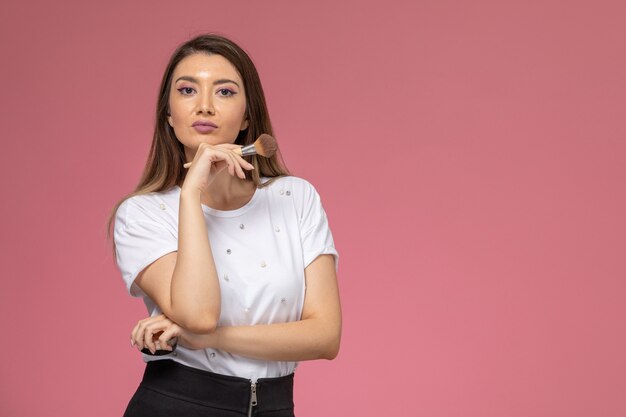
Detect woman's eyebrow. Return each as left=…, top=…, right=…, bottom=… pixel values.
left=175, top=76, right=240, bottom=87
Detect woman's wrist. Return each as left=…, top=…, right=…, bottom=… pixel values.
left=179, top=187, right=202, bottom=202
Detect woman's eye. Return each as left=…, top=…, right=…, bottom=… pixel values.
left=217, top=88, right=236, bottom=97
left=177, top=87, right=195, bottom=95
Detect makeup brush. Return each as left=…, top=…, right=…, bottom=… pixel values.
left=183, top=133, right=277, bottom=168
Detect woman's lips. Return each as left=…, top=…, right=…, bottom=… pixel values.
left=193, top=125, right=216, bottom=133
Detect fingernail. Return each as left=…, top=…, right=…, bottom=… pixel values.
left=130, top=339, right=135, bottom=347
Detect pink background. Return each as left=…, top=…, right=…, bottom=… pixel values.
left=1, top=0, right=625, bottom=416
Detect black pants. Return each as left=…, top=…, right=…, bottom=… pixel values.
left=123, top=360, right=295, bottom=417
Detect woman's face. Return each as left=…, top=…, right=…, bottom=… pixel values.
left=167, top=53, right=248, bottom=159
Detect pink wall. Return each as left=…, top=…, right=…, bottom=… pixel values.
left=1, top=0, right=625, bottom=416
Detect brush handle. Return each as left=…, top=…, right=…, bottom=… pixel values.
left=240, top=143, right=257, bottom=157
left=183, top=147, right=245, bottom=169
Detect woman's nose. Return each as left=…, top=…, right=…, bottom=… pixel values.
left=197, top=92, right=214, bottom=114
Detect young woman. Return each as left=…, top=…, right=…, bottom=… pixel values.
left=107, top=34, right=341, bottom=417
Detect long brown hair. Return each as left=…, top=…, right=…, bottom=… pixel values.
left=106, top=33, right=289, bottom=251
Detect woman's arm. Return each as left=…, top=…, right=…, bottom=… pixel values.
left=135, top=254, right=341, bottom=361
left=130, top=189, right=220, bottom=334
left=132, top=144, right=254, bottom=333
left=186, top=255, right=341, bottom=361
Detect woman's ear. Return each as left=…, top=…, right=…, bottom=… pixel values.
left=240, top=118, right=249, bottom=131
left=167, top=113, right=173, bottom=127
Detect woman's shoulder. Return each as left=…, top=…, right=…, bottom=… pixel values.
left=261, top=175, right=318, bottom=195
left=260, top=176, right=327, bottom=218
left=115, top=186, right=179, bottom=227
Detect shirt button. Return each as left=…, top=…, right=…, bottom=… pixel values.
left=239, top=224, right=245, bottom=229
left=275, top=226, right=280, bottom=233
left=279, top=189, right=284, bottom=195
left=210, top=352, right=216, bottom=358
left=159, top=203, right=166, bottom=210
left=224, top=274, right=229, bottom=282
left=285, top=190, right=291, bottom=196
left=281, top=297, right=287, bottom=303
left=260, top=261, right=267, bottom=268
left=226, top=249, right=231, bottom=255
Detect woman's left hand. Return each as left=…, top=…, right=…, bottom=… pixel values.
left=130, top=313, right=182, bottom=354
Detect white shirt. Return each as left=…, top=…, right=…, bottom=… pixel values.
left=113, top=176, right=338, bottom=382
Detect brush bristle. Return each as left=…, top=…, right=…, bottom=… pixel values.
left=253, top=134, right=278, bottom=158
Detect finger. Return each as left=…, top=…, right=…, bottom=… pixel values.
left=232, top=152, right=255, bottom=171
left=141, top=317, right=168, bottom=353
left=143, top=325, right=158, bottom=354
left=219, top=143, right=241, bottom=150
left=215, top=143, right=242, bottom=154
left=145, top=322, right=168, bottom=354
left=227, top=151, right=246, bottom=179
left=133, top=315, right=164, bottom=350
left=132, top=320, right=147, bottom=350
left=220, top=151, right=237, bottom=177
left=158, top=325, right=181, bottom=351
left=131, top=320, right=143, bottom=347
left=130, top=322, right=140, bottom=348
left=208, top=149, right=235, bottom=176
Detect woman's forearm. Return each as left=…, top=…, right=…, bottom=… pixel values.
left=179, top=319, right=341, bottom=362
left=169, top=190, right=221, bottom=333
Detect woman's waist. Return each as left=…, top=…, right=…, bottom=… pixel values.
left=143, top=347, right=298, bottom=382
left=139, top=359, right=295, bottom=414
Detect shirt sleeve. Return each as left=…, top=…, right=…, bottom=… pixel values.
left=113, top=201, right=178, bottom=297
left=297, top=180, right=339, bottom=271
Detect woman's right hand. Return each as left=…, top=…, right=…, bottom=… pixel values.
left=130, top=313, right=182, bottom=354
left=182, top=143, right=255, bottom=195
